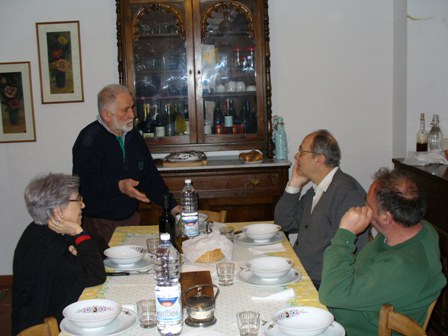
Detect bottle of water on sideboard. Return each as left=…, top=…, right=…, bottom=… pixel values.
left=274, top=117, right=288, bottom=160
left=154, top=233, right=182, bottom=335
left=428, top=114, right=443, bottom=151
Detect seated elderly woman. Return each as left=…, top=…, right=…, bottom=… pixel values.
left=12, top=173, right=106, bottom=335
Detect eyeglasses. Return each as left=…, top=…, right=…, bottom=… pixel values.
left=297, top=146, right=317, bottom=155
left=69, top=195, right=83, bottom=203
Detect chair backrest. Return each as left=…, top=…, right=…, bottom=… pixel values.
left=378, top=304, right=427, bottom=336
left=199, top=209, right=227, bottom=223
left=17, top=317, right=59, bottom=336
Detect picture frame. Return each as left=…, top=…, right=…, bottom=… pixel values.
left=36, top=21, right=84, bottom=104
left=0, top=62, right=36, bottom=143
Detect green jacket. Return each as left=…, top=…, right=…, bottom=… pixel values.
left=319, top=221, right=446, bottom=336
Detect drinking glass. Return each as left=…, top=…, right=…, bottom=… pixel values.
left=146, top=235, right=159, bottom=258
left=216, top=262, right=235, bottom=286
left=137, top=299, right=157, bottom=328
left=236, top=311, right=260, bottom=336
left=219, top=226, right=235, bottom=242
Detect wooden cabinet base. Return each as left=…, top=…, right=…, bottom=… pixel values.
left=138, top=159, right=290, bottom=225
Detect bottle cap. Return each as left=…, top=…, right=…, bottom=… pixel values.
left=160, top=233, right=170, bottom=241
left=185, top=179, right=192, bottom=184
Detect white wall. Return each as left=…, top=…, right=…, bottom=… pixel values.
left=0, top=0, right=447, bottom=275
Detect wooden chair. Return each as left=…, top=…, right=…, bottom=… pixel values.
left=199, top=209, right=227, bottom=223
left=378, top=303, right=432, bottom=336
left=17, top=317, right=59, bottom=336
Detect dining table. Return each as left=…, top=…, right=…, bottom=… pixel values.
left=60, top=222, right=327, bottom=336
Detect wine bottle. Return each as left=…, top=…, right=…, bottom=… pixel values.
left=159, top=193, right=177, bottom=248
left=174, top=103, right=186, bottom=135
left=240, top=98, right=249, bottom=134
left=164, top=103, right=175, bottom=136
left=154, top=104, right=165, bottom=137
left=213, top=98, right=224, bottom=134
left=224, top=99, right=234, bottom=134
left=416, top=113, right=428, bottom=152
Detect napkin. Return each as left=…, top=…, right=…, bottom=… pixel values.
left=251, top=288, right=295, bottom=301
left=182, top=232, right=233, bottom=263
left=249, top=243, right=285, bottom=255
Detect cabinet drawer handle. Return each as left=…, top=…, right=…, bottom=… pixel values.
left=249, top=178, right=260, bottom=186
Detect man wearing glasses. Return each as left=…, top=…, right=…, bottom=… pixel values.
left=275, top=129, right=369, bottom=288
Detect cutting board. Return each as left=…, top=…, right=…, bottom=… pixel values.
left=162, top=159, right=208, bottom=168
left=180, top=270, right=213, bottom=306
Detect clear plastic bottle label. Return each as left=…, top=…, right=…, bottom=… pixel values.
left=156, top=286, right=182, bottom=322
left=182, top=214, right=199, bottom=237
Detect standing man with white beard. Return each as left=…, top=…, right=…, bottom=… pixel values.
left=73, top=84, right=181, bottom=243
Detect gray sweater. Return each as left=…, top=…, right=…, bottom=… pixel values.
left=274, top=169, right=369, bottom=285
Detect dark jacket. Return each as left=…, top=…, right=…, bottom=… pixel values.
left=12, top=223, right=106, bottom=335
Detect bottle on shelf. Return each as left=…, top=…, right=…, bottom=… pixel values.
left=213, top=98, right=224, bottom=135
left=274, top=117, right=288, bottom=160
left=174, top=103, right=186, bottom=136
left=154, top=104, right=165, bottom=137
left=240, top=98, right=249, bottom=134
left=416, top=113, right=428, bottom=152
left=136, top=103, right=147, bottom=135
left=164, top=103, right=175, bottom=136
left=224, top=99, right=234, bottom=134
left=159, top=193, right=177, bottom=247
left=247, top=99, right=257, bottom=133
left=183, top=102, right=190, bottom=135
left=428, top=114, right=443, bottom=151
left=177, top=179, right=199, bottom=252
left=154, top=233, right=182, bottom=336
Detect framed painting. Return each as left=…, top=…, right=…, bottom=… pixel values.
left=36, top=21, right=84, bottom=104
left=0, top=62, right=36, bottom=143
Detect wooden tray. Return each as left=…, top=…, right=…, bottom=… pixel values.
left=162, top=159, right=208, bottom=167
left=180, top=270, right=213, bottom=306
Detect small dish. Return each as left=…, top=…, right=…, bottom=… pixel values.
left=60, top=307, right=137, bottom=336
left=235, top=231, right=285, bottom=246
left=263, top=321, right=345, bottom=336
left=104, top=255, right=153, bottom=272
left=246, top=256, right=294, bottom=279
left=273, top=306, right=334, bottom=336
left=237, top=268, right=301, bottom=287
left=62, top=299, right=121, bottom=329
left=243, top=223, right=281, bottom=242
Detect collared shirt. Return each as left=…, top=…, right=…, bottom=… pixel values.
left=311, top=167, right=339, bottom=212
left=285, top=166, right=339, bottom=200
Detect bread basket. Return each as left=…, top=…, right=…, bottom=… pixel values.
left=195, top=248, right=224, bottom=263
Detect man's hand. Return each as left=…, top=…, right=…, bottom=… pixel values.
left=118, top=179, right=150, bottom=203
left=339, top=206, right=373, bottom=235
left=171, top=205, right=182, bottom=216
left=288, top=161, right=309, bottom=188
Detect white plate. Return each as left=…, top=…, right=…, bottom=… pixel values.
left=241, top=159, right=263, bottom=164
left=263, top=321, right=345, bottom=336
left=237, top=268, right=301, bottom=287
left=60, top=307, right=137, bottom=336
left=104, top=255, right=153, bottom=272
left=235, top=231, right=285, bottom=246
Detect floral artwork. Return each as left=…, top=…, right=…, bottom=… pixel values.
left=0, top=62, right=36, bottom=143
left=36, top=21, right=84, bottom=103
left=0, top=71, right=26, bottom=132
left=46, top=31, right=74, bottom=92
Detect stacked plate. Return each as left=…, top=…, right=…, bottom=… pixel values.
left=103, top=245, right=153, bottom=273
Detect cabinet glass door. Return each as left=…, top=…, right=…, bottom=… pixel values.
left=131, top=2, right=194, bottom=144
left=196, top=0, right=263, bottom=144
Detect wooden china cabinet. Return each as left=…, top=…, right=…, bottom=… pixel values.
left=116, top=0, right=290, bottom=222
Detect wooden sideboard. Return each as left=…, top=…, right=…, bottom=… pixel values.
left=138, top=157, right=291, bottom=224
left=393, top=159, right=448, bottom=336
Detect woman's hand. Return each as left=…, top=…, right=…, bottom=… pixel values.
left=48, top=209, right=83, bottom=236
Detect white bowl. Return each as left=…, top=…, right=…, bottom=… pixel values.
left=63, top=299, right=122, bottom=329
left=246, top=85, right=256, bottom=91
left=104, top=245, right=145, bottom=266
left=246, top=256, right=294, bottom=279
left=273, top=306, right=334, bottom=336
left=243, top=223, right=281, bottom=242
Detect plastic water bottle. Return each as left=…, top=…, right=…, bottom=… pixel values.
left=181, top=179, right=199, bottom=238
left=154, top=233, right=182, bottom=335
left=274, top=117, right=288, bottom=160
